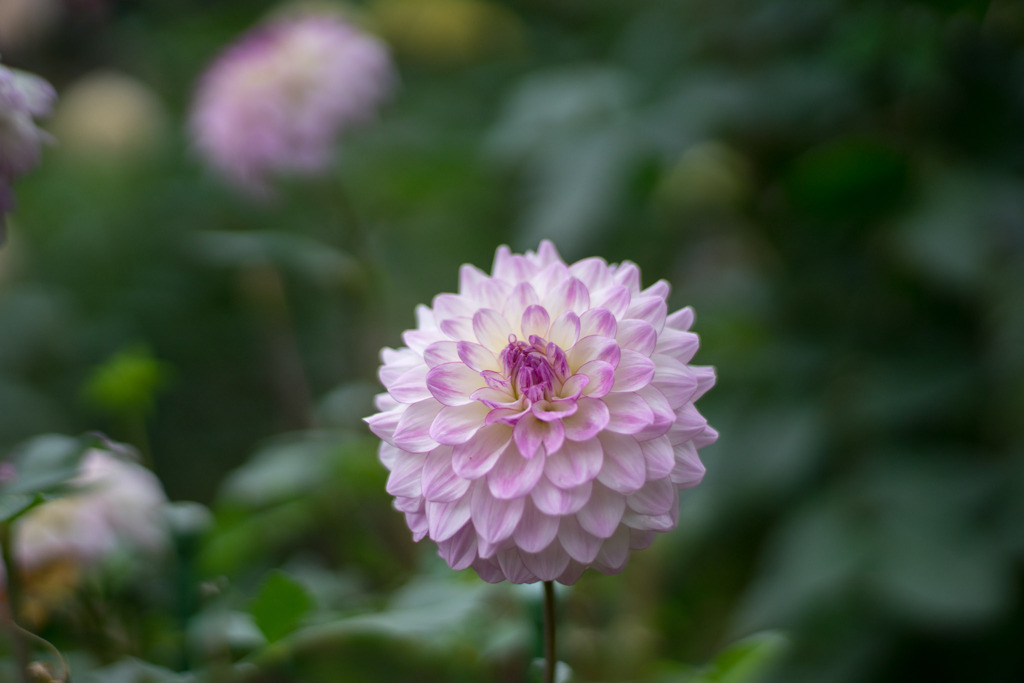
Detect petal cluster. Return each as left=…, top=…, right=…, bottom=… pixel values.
left=0, top=60, right=55, bottom=230
left=366, top=241, right=717, bottom=584
left=189, top=14, right=395, bottom=196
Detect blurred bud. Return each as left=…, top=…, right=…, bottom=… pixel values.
left=657, top=141, right=753, bottom=212
left=370, top=0, right=524, bottom=67
left=80, top=344, right=172, bottom=419
left=51, top=71, right=168, bottom=163
left=0, top=0, right=63, bottom=55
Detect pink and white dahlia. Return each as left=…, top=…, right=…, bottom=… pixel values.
left=366, top=241, right=717, bottom=584
left=189, top=14, right=395, bottom=196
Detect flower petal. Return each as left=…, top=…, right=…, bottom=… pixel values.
left=451, top=423, right=513, bottom=479
left=512, top=498, right=560, bottom=553
left=513, top=414, right=563, bottom=459
left=457, top=341, right=500, bottom=373
left=616, top=319, right=657, bottom=356
left=544, top=438, right=603, bottom=489
left=671, top=441, right=706, bottom=489
left=557, top=514, right=602, bottom=564
left=427, top=495, right=472, bottom=542
left=426, top=362, right=484, bottom=406
left=596, top=432, right=646, bottom=494
left=567, top=336, right=620, bottom=371
left=421, top=445, right=471, bottom=502
left=548, top=311, right=581, bottom=350
left=423, top=341, right=460, bottom=368
left=602, top=392, right=655, bottom=435
left=561, top=397, right=610, bottom=441
left=393, top=400, right=443, bottom=453
left=531, top=477, right=592, bottom=516
left=520, top=305, right=550, bottom=340
left=593, top=524, right=631, bottom=573
left=576, top=360, right=616, bottom=398
left=437, top=524, right=477, bottom=570
left=503, top=282, right=540, bottom=328
left=487, top=442, right=546, bottom=500
left=521, top=544, right=572, bottom=582
left=652, top=357, right=699, bottom=409
left=496, top=548, right=536, bottom=584
left=430, top=402, right=489, bottom=445
left=543, top=277, right=590, bottom=320
left=383, top=364, right=431, bottom=403
left=611, top=350, right=656, bottom=393
left=591, top=285, right=630, bottom=318
left=385, top=452, right=425, bottom=498
left=471, top=482, right=525, bottom=544
left=625, top=476, right=676, bottom=515
left=473, top=308, right=513, bottom=351
left=640, top=435, right=675, bottom=480
left=576, top=482, right=625, bottom=538
left=579, top=308, right=618, bottom=338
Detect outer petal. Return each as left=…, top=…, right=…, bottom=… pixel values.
left=426, top=495, right=472, bottom=542
left=496, top=548, right=537, bottom=584
left=557, top=514, right=602, bottom=564
left=610, top=350, right=656, bottom=393
left=421, top=446, right=471, bottom=503
left=385, top=452, right=425, bottom=498
left=625, top=476, right=676, bottom=515
left=576, top=482, right=625, bottom=538
left=531, top=477, right=592, bottom=516
left=593, top=524, right=631, bottom=573
left=393, top=400, right=443, bottom=453
left=512, top=498, right=560, bottom=553
left=670, top=441, right=706, bottom=489
left=596, top=432, right=646, bottom=494
left=521, top=544, right=572, bottom=582
left=471, top=483, right=525, bottom=544
left=437, top=525, right=478, bottom=570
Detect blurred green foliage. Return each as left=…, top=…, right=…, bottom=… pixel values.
left=1, top=0, right=1023, bottom=681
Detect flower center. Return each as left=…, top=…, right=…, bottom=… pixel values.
left=500, top=335, right=569, bottom=403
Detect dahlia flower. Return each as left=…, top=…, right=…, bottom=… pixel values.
left=0, top=61, right=55, bottom=231
left=189, top=14, right=395, bottom=196
left=366, top=241, right=717, bottom=584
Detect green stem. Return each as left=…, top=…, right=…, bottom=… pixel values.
left=543, top=580, right=556, bottom=683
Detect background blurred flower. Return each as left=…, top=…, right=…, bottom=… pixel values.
left=51, top=70, right=167, bottom=163
left=367, top=241, right=717, bottom=584
left=189, top=12, right=396, bottom=196
left=1, top=447, right=170, bottom=620
left=0, top=60, right=55, bottom=234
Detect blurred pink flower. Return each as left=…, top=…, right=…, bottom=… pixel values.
left=4, top=448, right=169, bottom=577
left=0, top=61, right=55, bottom=230
left=189, top=14, right=395, bottom=196
left=366, top=241, right=717, bottom=584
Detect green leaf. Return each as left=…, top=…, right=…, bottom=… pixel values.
left=250, top=570, right=315, bottom=643
left=2, top=434, right=90, bottom=498
left=699, top=632, right=788, bottom=683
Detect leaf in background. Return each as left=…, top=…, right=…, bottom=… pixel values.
left=250, top=570, right=315, bottom=643
left=697, top=632, right=788, bottom=683
left=1, top=433, right=90, bottom=498
left=79, top=658, right=196, bottom=683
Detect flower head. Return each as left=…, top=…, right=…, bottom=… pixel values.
left=189, top=14, right=395, bottom=196
left=0, top=61, right=56, bottom=232
left=366, top=241, right=717, bottom=584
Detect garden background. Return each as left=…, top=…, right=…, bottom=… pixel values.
left=1, top=0, right=1023, bottom=681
